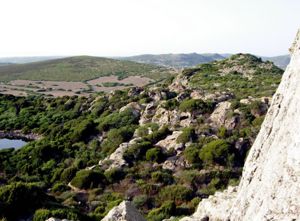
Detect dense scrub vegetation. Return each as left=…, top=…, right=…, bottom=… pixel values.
left=0, top=54, right=283, bottom=221
left=187, top=54, right=283, bottom=98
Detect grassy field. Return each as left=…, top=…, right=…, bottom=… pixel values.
left=0, top=56, right=173, bottom=82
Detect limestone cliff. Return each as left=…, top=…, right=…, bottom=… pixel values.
left=181, top=29, right=300, bottom=221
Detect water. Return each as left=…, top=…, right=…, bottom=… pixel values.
left=0, top=138, right=27, bottom=150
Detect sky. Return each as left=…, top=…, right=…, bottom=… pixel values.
left=0, top=0, right=299, bottom=57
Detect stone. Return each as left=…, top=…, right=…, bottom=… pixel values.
left=155, top=131, right=183, bottom=152
left=101, top=201, right=146, bottom=221
left=99, top=138, right=141, bottom=170
left=209, top=101, right=231, bottom=128
left=180, top=186, right=238, bottom=221
left=120, top=102, right=143, bottom=117
left=139, top=102, right=157, bottom=125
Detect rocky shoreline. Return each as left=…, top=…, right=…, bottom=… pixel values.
left=0, top=130, right=41, bottom=141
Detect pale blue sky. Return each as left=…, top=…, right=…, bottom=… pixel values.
left=0, top=0, right=299, bottom=57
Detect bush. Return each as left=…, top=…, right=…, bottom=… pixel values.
left=147, top=201, right=175, bottom=221
left=52, top=182, right=70, bottom=193
left=179, top=99, right=213, bottom=114
left=33, top=209, right=51, bottom=221
left=145, top=147, right=163, bottom=162
left=0, top=182, right=48, bottom=220
left=132, top=194, right=149, bottom=208
left=159, top=185, right=193, bottom=202
left=60, top=167, right=77, bottom=183
left=199, top=139, right=231, bottom=166
left=98, top=108, right=139, bottom=131
left=123, top=141, right=152, bottom=164
left=104, top=168, right=125, bottom=183
left=101, top=126, right=135, bottom=155
left=183, top=144, right=201, bottom=165
left=177, top=127, right=195, bottom=143
left=145, top=126, right=171, bottom=144
left=151, top=171, right=173, bottom=185
left=70, top=170, right=106, bottom=189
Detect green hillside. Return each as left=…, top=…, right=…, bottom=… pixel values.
left=182, top=54, right=283, bottom=98
left=0, top=56, right=173, bottom=82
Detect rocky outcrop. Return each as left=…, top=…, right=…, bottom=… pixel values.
left=101, top=201, right=146, bottom=221
left=155, top=131, right=183, bottom=153
left=228, top=28, right=300, bottom=221
left=180, top=186, right=238, bottom=221
left=209, top=101, right=231, bottom=127
left=99, top=138, right=141, bottom=170
left=180, top=29, right=300, bottom=221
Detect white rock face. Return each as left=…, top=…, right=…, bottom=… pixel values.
left=181, top=29, right=300, bottom=221
left=209, top=101, right=231, bottom=127
left=101, top=201, right=146, bottom=221
left=229, top=28, right=300, bottom=221
left=180, top=186, right=238, bottom=221
left=155, top=131, right=183, bottom=152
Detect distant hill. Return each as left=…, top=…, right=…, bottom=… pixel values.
left=119, top=53, right=226, bottom=68
left=119, top=53, right=290, bottom=70
left=261, top=55, right=290, bottom=69
left=0, top=56, right=173, bottom=82
left=0, top=56, right=64, bottom=64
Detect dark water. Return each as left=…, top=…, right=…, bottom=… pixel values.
left=0, top=138, right=27, bottom=150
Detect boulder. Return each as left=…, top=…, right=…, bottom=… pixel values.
left=209, top=101, right=231, bottom=128
left=99, top=138, right=141, bottom=170
left=155, top=131, right=183, bottom=153
left=101, top=201, right=146, bottom=221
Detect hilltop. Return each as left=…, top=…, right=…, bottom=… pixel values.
left=171, top=53, right=283, bottom=99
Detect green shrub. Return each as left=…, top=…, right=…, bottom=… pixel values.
left=123, top=141, right=152, bottom=163
left=132, top=194, right=149, bottom=208
left=159, top=185, right=193, bottom=202
left=147, top=201, right=175, bottom=221
left=183, top=144, right=201, bottom=165
left=101, top=126, right=135, bottom=155
left=0, top=182, right=48, bottom=220
left=199, top=139, right=231, bottom=166
left=104, top=168, right=125, bottom=183
left=52, top=182, right=70, bottom=193
left=177, top=127, right=195, bottom=143
left=179, top=99, right=213, bottom=114
left=60, top=167, right=77, bottom=183
left=145, top=147, right=163, bottom=162
left=70, top=170, right=106, bottom=189
left=151, top=171, right=173, bottom=185
left=33, top=209, right=51, bottom=221
left=98, top=108, right=139, bottom=131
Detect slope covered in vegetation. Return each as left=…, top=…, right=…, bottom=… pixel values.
left=0, top=54, right=283, bottom=221
left=0, top=56, right=172, bottom=82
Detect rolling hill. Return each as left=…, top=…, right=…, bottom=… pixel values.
left=119, top=53, right=226, bottom=68
left=120, top=53, right=290, bottom=69
left=0, top=56, right=173, bottom=82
